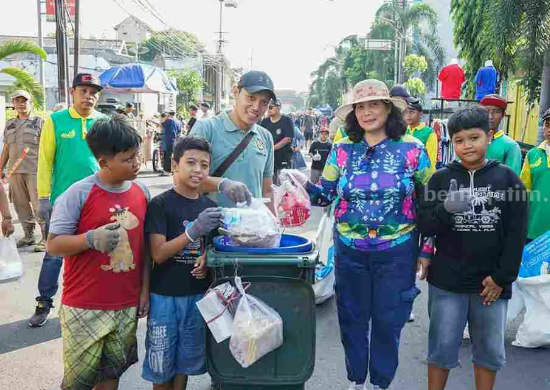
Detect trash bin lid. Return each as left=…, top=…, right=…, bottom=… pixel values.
left=206, top=276, right=316, bottom=385
left=213, top=234, right=312, bottom=254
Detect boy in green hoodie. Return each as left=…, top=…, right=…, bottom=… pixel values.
left=520, top=107, right=550, bottom=242
left=418, top=107, right=528, bottom=390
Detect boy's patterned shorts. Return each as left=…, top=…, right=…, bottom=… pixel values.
left=59, top=305, right=138, bottom=390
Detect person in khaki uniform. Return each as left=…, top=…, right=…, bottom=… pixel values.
left=0, top=90, right=45, bottom=250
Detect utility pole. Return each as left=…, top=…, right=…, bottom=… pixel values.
left=74, top=0, right=80, bottom=78
left=55, top=0, right=69, bottom=104
left=37, top=0, right=46, bottom=108
left=215, top=0, right=224, bottom=114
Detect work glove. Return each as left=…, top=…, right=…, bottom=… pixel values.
left=38, top=197, right=52, bottom=224
left=85, top=223, right=121, bottom=253
left=279, top=169, right=309, bottom=188
left=186, top=207, right=224, bottom=242
left=219, top=179, right=253, bottom=206
left=444, top=179, right=473, bottom=214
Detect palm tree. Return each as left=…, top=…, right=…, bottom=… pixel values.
left=486, top=0, right=550, bottom=143
left=376, top=0, right=446, bottom=88
left=0, top=41, right=47, bottom=109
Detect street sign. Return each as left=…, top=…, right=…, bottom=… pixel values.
left=364, top=39, right=393, bottom=51
left=46, top=0, right=75, bottom=22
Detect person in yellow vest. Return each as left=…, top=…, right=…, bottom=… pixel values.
left=520, top=107, right=550, bottom=243
left=404, top=98, right=438, bottom=171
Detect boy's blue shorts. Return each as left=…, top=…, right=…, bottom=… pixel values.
left=427, top=284, right=508, bottom=372
left=142, top=293, right=206, bottom=383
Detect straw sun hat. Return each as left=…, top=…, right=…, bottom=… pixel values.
left=335, top=79, right=408, bottom=121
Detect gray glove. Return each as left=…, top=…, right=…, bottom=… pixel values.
left=186, top=207, right=224, bottom=241
left=444, top=179, right=473, bottom=214
left=85, top=223, right=121, bottom=253
left=219, top=179, right=253, bottom=205
left=38, top=197, right=52, bottom=224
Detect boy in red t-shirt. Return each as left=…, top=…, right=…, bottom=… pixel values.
left=47, top=117, right=151, bottom=390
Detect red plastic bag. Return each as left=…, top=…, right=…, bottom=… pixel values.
left=274, top=176, right=311, bottom=227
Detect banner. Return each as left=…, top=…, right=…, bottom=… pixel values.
left=45, top=0, right=76, bottom=23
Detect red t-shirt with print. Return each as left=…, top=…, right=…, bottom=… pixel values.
left=54, top=179, right=147, bottom=310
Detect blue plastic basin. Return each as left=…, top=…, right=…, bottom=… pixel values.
left=213, top=234, right=313, bottom=254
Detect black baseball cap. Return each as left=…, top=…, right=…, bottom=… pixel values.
left=72, top=73, right=103, bottom=91
left=238, top=70, right=276, bottom=100
left=270, top=99, right=282, bottom=107
left=126, top=102, right=134, bottom=108
left=389, top=84, right=410, bottom=99
left=200, top=102, right=210, bottom=109
left=542, top=107, right=550, bottom=121
left=407, top=97, right=423, bottom=112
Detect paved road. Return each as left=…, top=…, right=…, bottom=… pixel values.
left=1, top=170, right=549, bottom=390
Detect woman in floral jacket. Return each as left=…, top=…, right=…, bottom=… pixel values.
left=283, top=79, right=433, bottom=390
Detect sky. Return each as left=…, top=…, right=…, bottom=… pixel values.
left=4, top=0, right=386, bottom=92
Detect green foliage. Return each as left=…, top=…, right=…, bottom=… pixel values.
left=452, top=0, right=550, bottom=103
left=0, top=41, right=47, bottom=109
left=404, top=77, right=427, bottom=97
left=141, top=29, right=204, bottom=62
left=167, top=69, right=205, bottom=108
left=403, top=54, right=428, bottom=77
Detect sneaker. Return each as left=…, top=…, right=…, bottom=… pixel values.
left=33, top=240, right=46, bottom=252
left=408, top=312, right=415, bottom=322
left=347, top=382, right=364, bottom=390
left=17, top=234, right=36, bottom=248
left=29, top=299, right=52, bottom=327
left=463, top=326, right=470, bottom=340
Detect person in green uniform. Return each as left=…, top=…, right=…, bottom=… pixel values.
left=405, top=98, right=438, bottom=172
left=520, top=107, right=550, bottom=242
left=480, top=95, right=522, bottom=175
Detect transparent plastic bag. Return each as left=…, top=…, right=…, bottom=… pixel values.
left=274, top=175, right=311, bottom=228
left=0, top=237, right=23, bottom=281
left=229, top=276, right=284, bottom=368
left=221, top=198, right=281, bottom=248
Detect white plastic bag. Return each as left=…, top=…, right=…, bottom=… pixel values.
left=196, top=282, right=237, bottom=343
left=510, top=275, right=550, bottom=348
left=221, top=198, right=281, bottom=248
left=229, top=276, right=284, bottom=368
left=0, top=237, right=23, bottom=281
left=313, top=208, right=335, bottom=304
left=274, top=176, right=311, bottom=228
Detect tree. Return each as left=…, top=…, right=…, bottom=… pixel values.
left=403, top=54, right=428, bottom=97
left=167, top=69, right=205, bottom=108
left=0, top=41, right=47, bottom=109
left=377, top=0, right=446, bottom=88
left=141, top=29, right=204, bottom=62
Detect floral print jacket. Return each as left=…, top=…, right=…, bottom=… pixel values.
left=306, top=135, right=434, bottom=253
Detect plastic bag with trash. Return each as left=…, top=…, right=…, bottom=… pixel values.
left=0, top=237, right=23, bottom=282
left=274, top=174, right=311, bottom=228
left=229, top=276, right=284, bottom=368
left=221, top=198, right=282, bottom=248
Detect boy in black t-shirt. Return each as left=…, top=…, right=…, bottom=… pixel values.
left=308, top=127, right=332, bottom=184
left=142, top=136, right=224, bottom=389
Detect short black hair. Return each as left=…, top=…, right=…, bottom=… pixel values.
left=160, top=113, right=167, bottom=118
left=87, top=117, right=142, bottom=159
left=189, top=104, right=198, bottom=111
left=126, top=102, right=133, bottom=108
left=168, top=110, right=176, bottom=115
left=200, top=102, right=210, bottom=109
left=345, top=102, right=406, bottom=142
left=448, top=107, right=490, bottom=138
left=172, top=135, right=212, bottom=163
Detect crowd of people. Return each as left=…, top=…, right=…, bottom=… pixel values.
left=2, top=66, right=549, bottom=390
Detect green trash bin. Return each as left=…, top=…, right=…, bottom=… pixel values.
left=205, top=234, right=317, bottom=389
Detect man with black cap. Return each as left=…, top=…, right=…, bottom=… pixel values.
left=405, top=97, right=438, bottom=171
left=0, top=90, right=45, bottom=250
left=29, top=73, right=108, bottom=328
left=480, top=94, right=522, bottom=175
left=200, top=102, right=211, bottom=119
left=191, top=70, right=277, bottom=214
left=389, top=84, right=411, bottom=102
left=261, top=99, right=294, bottom=184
